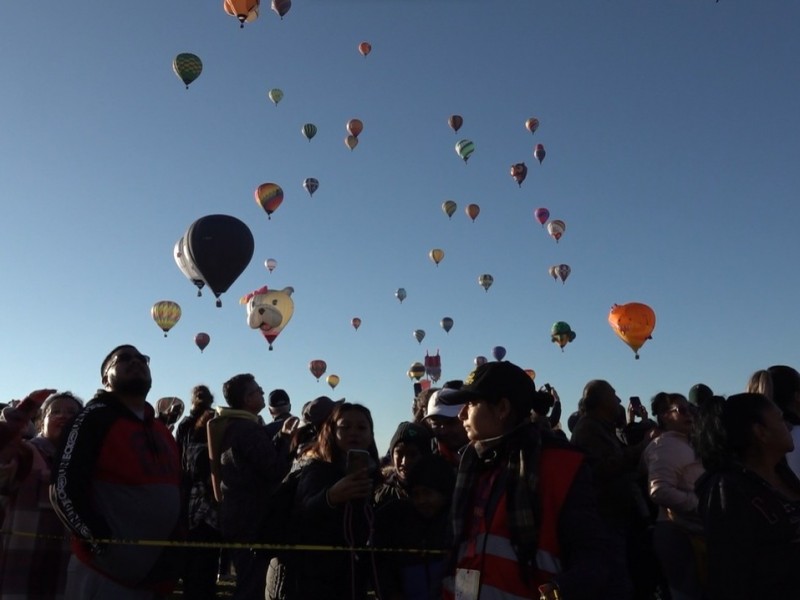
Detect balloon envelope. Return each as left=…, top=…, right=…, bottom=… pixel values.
left=173, top=53, right=202, bottom=89
left=351, top=317, right=361, bottom=331
left=413, top=329, right=425, bottom=344
left=345, top=135, right=358, bottom=150
left=534, top=143, right=546, bottom=164
left=224, top=0, right=259, bottom=26
left=534, top=207, right=550, bottom=227
left=492, top=346, right=506, bottom=361
left=441, top=317, right=454, bottom=333
left=326, top=374, right=340, bottom=390
left=358, top=41, right=371, bottom=56
left=510, top=163, right=527, bottom=187
left=174, top=236, right=206, bottom=296
left=550, top=321, right=576, bottom=350
left=185, top=214, right=254, bottom=306
left=466, top=203, right=480, bottom=222
left=448, top=115, right=463, bottom=133
left=195, top=332, right=210, bottom=352
left=255, top=183, right=284, bottom=219
left=442, top=200, right=457, bottom=219
left=547, top=219, right=566, bottom=243
left=548, top=265, right=559, bottom=281
left=455, top=139, right=475, bottom=163
left=478, top=274, right=493, bottom=291
left=265, top=258, right=277, bottom=273
left=302, top=123, right=317, bottom=141
left=474, top=356, right=488, bottom=367
left=303, top=178, right=319, bottom=197
left=408, top=362, right=425, bottom=381
left=268, top=88, right=283, bottom=106
left=347, top=119, right=363, bottom=137
left=429, top=248, right=445, bottom=266
left=152, top=300, right=181, bottom=337
left=395, top=288, right=407, bottom=303
left=525, top=117, right=540, bottom=134
left=608, top=302, right=656, bottom=359
left=524, top=368, right=536, bottom=381
left=271, top=0, right=290, bottom=18
left=557, top=264, right=571, bottom=284
left=309, top=359, right=327, bottom=381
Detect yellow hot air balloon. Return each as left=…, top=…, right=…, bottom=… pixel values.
left=608, top=302, right=656, bottom=359
left=407, top=362, right=425, bottom=381
left=442, top=200, right=457, bottom=219
left=429, top=248, right=445, bottom=266
left=151, top=300, right=181, bottom=337
left=326, top=374, right=340, bottom=390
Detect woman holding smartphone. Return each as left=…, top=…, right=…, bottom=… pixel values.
left=284, top=402, right=381, bottom=600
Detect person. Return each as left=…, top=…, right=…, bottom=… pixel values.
left=264, top=389, right=294, bottom=436
left=374, top=421, right=432, bottom=507
left=374, top=454, right=455, bottom=600
left=175, top=384, right=214, bottom=458
left=50, top=344, right=183, bottom=599
left=208, top=373, right=295, bottom=600
left=570, top=380, right=658, bottom=600
left=424, top=384, right=469, bottom=468
left=285, top=402, right=382, bottom=599
left=746, top=365, right=800, bottom=476
left=155, top=397, right=184, bottom=432
left=440, top=361, right=610, bottom=600
left=0, top=390, right=83, bottom=599
left=694, top=393, right=800, bottom=599
left=642, top=393, right=705, bottom=600
left=180, top=406, right=220, bottom=600
left=411, top=386, right=437, bottom=423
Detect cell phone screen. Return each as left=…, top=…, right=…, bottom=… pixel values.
left=346, top=449, right=370, bottom=475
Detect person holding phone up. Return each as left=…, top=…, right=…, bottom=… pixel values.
left=284, top=402, right=382, bottom=600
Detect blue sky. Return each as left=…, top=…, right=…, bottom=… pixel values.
left=1, top=1, right=798, bottom=451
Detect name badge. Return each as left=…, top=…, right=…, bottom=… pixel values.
left=455, top=568, right=481, bottom=600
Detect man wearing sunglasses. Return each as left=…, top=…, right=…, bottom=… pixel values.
left=51, top=344, right=183, bottom=599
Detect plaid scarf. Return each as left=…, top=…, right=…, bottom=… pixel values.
left=451, top=423, right=542, bottom=570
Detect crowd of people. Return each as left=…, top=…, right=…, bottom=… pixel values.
left=1, top=343, right=800, bottom=600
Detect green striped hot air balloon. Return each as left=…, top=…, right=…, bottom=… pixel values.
left=173, top=53, right=203, bottom=90
left=455, top=139, right=475, bottom=163
left=302, top=123, right=317, bottom=141
left=268, top=88, right=283, bottom=106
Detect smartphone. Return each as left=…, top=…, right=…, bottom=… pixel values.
left=544, top=383, right=552, bottom=392
left=629, top=396, right=642, bottom=408
left=346, top=448, right=371, bottom=475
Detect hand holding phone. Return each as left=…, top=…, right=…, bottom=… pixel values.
left=346, top=448, right=371, bottom=475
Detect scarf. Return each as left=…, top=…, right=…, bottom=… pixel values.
left=451, top=422, right=542, bottom=570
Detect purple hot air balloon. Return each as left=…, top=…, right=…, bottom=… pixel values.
left=534, top=207, right=550, bottom=227
left=492, top=346, right=506, bottom=361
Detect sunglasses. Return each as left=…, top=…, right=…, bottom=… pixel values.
left=666, top=405, right=692, bottom=417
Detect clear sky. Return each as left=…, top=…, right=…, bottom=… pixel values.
left=1, top=1, right=798, bottom=451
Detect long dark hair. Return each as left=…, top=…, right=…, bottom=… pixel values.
left=693, top=393, right=772, bottom=471
left=311, top=402, right=380, bottom=467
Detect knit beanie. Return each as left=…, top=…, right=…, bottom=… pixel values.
left=388, top=421, right=432, bottom=455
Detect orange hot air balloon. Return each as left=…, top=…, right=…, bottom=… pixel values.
left=465, top=203, right=480, bottom=222
left=255, top=183, right=283, bottom=219
left=358, top=41, right=371, bottom=57
left=309, top=359, right=327, bottom=381
left=347, top=119, right=363, bottom=137
left=224, top=0, right=260, bottom=27
left=608, top=302, right=656, bottom=359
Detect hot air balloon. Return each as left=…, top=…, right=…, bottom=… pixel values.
left=510, top=163, right=527, bottom=187
left=474, top=356, right=488, bottom=367
left=547, top=219, right=566, bottom=243
left=429, top=248, right=445, bottom=266
left=303, top=178, right=319, bottom=197
left=152, top=301, right=181, bottom=337
left=309, top=359, right=327, bottom=381
left=478, top=274, right=494, bottom=292
left=195, top=332, right=210, bottom=353
left=548, top=265, right=559, bottom=281
left=358, top=41, right=371, bottom=57
left=302, top=123, right=317, bottom=141
left=268, top=88, right=283, bottom=106
left=408, top=362, right=425, bottom=381
left=271, top=0, right=290, bottom=18
left=608, top=302, right=656, bottom=359
left=442, top=200, right=457, bottom=219
left=466, top=203, right=480, bottom=222
left=265, top=258, right=277, bottom=273
left=557, top=264, right=571, bottom=284
left=525, top=118, right=540, bottom=134
left=524, top=368, right=536, bottom=381
left=455, top=139, right=475, bottom=163
left=326, top=374, right=340, bottom=390
left=534, top=207, right=550, bottom=227
left=173, top=53, right=202, bottom=90
left=534, top=143, right=546, bottom=164
left=351, top=317, right=361, bottom=331
left=255, top=183, right=284, bottom=219
left=448, top=115, right=463, bottom=133
left=441, top=317, right=453, bottom=333
left=345, top=135, right=358, bottom=151
left=492, top=346, right=506, bottom=361
left=551, top=321, right=576, bottom=352
left=174, top=236, right=205, bottom=296
left=240, top=286, right=295, bottom=349
left=347, top=119, right=363, bottom=137
left=413, top=329, right=426, bottom=344
left=395, top=288, right=407, bottom=303
left=224, top=0, right=259, bottom=27
left=425, top=351, right=442, bottom=383
left=185, top=214, right=254, bottom=307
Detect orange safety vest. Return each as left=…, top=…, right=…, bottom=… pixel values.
left=445, top=446, right=585, bottom=600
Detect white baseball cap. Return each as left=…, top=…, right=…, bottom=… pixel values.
left=425, top=388, right=463, bottom=419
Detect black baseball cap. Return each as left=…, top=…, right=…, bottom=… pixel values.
left=439, top=361, right=536, bottom=409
